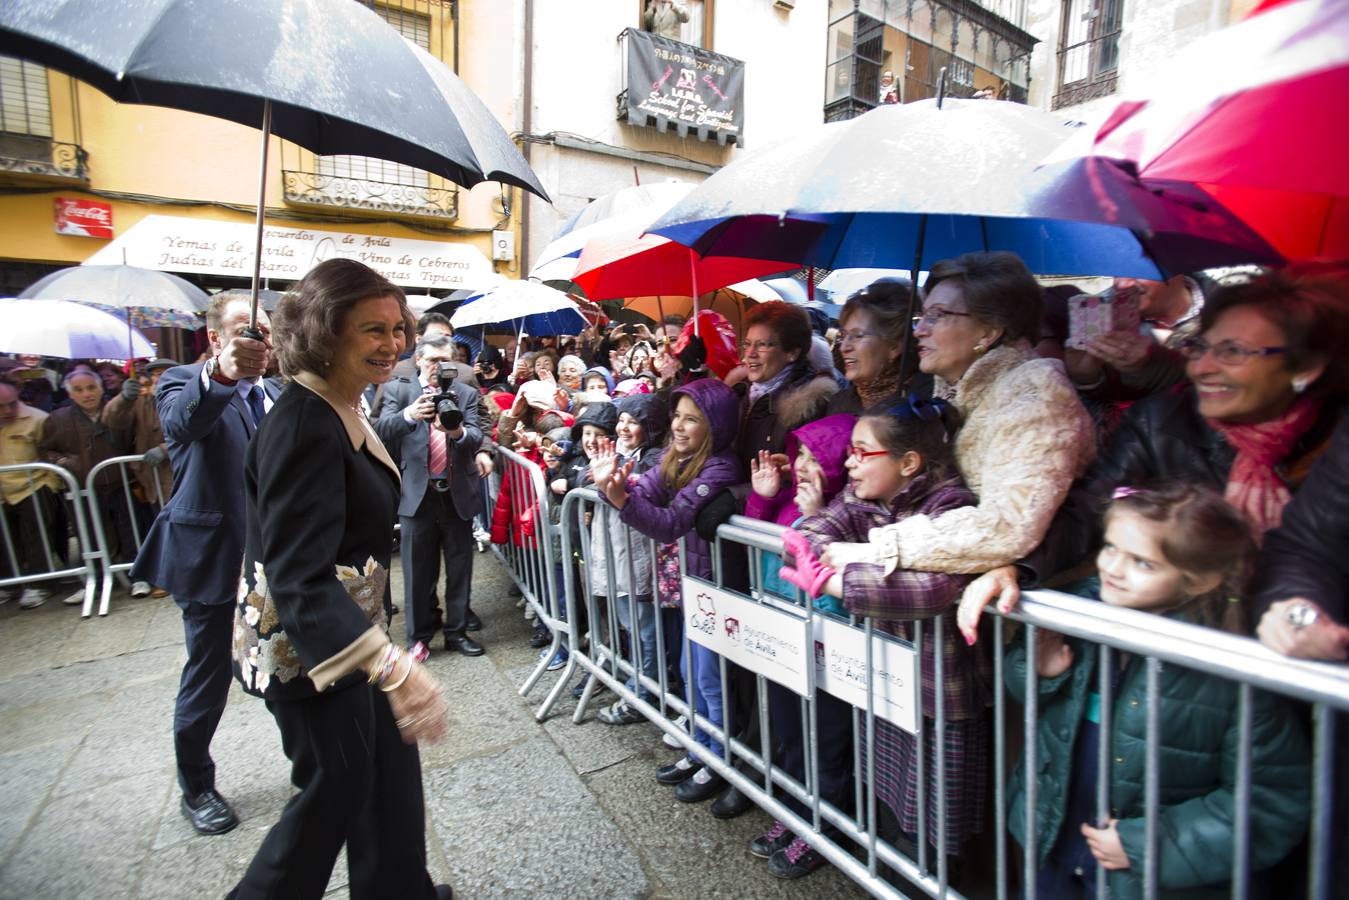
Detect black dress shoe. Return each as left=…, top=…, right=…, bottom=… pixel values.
left=465, top=610, right=482, bottom=632
left=181, top=789, right=239, bottom=835
left=444, top=635, right=485, bottom=657
left=655, top=758, right=704, bottom=785
left=674, top=771, right=726, bottom=803
left=709, top=783, right=755, bottom=819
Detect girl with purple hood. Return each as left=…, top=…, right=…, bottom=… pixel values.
left=590, top=378, right=744, bottom=804
left=745, top=412, right=858, bottom=609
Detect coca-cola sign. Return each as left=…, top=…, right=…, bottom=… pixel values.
left=55, top=198, right=114, bottom=239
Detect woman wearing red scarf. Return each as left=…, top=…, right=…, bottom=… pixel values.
left=959, top=264, right=1349, bottom=632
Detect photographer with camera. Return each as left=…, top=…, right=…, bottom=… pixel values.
left=375, top=334, right=492, bottom=658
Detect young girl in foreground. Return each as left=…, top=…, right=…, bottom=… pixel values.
left=1005, top=484, right=1309, bottom=899
left=775, top=400, right=988, bottom=881
left=590, top=379, right=743, bottom=802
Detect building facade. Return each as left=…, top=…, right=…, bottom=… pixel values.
left=1022, top=0, right=1262, bottom=117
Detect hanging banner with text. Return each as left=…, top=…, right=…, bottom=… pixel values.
left=84, top=214, right=498, bottom=291
left=683, top=576, right=919, bottom=733
left=623, top=28, right=745, bottom=146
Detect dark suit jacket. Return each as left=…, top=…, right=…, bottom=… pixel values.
left=374, top=376, right=484, bottom=520
left=130, top=364, right=281, bottom=606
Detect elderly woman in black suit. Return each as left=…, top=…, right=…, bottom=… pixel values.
left=229, top=258, right=450, bottom=900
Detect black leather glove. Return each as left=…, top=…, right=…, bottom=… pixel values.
left=677, top=334, right=707, bottom=373
left=143, top=446, right=167, bottom=467
left=694, top=488, right=738, bottom=542
left=120, top=378, right=140, bottom=402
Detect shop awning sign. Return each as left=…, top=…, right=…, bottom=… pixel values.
left=83, top=214, right=498, bottom=290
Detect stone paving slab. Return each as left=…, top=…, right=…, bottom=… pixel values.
left=0, top=551, right=872, bottom=900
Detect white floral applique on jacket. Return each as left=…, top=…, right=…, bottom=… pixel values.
left=233, top=557, right=390, bottom=693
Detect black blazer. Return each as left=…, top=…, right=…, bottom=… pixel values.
left=233, top=374, right=400, bottom=700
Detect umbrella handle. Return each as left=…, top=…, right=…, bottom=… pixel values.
left=248, top=99, right=274, bottom=333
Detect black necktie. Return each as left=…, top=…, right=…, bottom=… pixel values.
left=246, top=384, right=266, bottom=427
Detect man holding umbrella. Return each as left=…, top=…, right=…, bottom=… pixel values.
left=131, top=291, right=278, bottom=836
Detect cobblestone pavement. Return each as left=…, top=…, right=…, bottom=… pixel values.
left=0, top=551, right=869, bottom=899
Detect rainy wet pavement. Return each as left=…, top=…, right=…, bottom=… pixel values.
left=0, top=551, right=867, bottom=899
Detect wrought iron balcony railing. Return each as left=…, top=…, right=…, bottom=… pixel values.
left=282, top=169, right=458, bottom=221
left=0, top=132, right=89, bottom=184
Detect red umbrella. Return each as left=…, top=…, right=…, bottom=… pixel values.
left=572, top=233, right=794, bottom=303
left=1079, top=0, right=1348, bottom=259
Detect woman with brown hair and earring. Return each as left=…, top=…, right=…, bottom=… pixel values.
left=827, top=278, right=923, bottom=415
left=228, top=258, right=451, bottom=900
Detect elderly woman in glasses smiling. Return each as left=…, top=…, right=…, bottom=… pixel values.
left=819, top=252, right=1095, bottom=580
left=960, top=264, right=1349, bottom=634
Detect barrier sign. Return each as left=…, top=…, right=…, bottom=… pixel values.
left=814, top=616, right=919, bottom=735
left=684, top=576, right=809, bottom=696
left=683, top=575, right=919, bottom=733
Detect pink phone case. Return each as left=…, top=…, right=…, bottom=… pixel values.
left=1066, top=290, right=1141, bottom=350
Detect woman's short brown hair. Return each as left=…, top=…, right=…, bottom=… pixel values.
left=1199, top=263, right=1349, bottom=398
left=743, top=300, right=813, bottom=358
left=271, top=259, right=413, bottom=378
left=924, top=252, right=1043, bottom=345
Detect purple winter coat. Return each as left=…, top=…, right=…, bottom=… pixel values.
left=745, top=413, right=857, bottom=527
left=615, top=379, right=744, bottom=591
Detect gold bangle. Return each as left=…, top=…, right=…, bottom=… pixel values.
left=379, top=655, right=413, bottom=692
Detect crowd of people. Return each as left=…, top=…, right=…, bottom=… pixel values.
left=3, top=250, right=1346, bottom=897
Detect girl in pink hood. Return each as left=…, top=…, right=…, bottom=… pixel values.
left=743, top=413, right=858, bottom=879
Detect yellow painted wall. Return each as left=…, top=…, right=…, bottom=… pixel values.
left=0, top=3, right=514, bottom=274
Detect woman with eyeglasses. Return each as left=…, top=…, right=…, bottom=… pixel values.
left=817, top=252, right=1095, bottom=583
left=959, top=264, right=1349, bottom=632
left=826, top=278, right=930, bottom=415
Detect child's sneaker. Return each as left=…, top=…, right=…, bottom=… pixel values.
left=750, top=820, right=794, bottom=859
left=767, top=837, right=827, bottom=879
left=597, top=699, right=645, bottom=725
left=662, top=714, right=688, bottom=749
left=542, top=647, right=568, bottom=671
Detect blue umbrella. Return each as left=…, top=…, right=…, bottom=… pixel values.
left=648, top=98, right=1280, bottom=279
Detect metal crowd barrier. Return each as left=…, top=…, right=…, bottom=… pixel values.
left=545, top=491, right=1348, bottom=900
left=0, top=462, right=97, bottom=613
left=85, top=454, right=166, bottom=617
left=484, top=445, right=573, bottom=715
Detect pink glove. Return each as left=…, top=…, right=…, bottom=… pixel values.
left=778, top=528, right=836, bottom=599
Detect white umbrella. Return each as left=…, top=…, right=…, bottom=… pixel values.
left=817, top=268, right=920, bottom=300
left=449, top=281, right=584, bottom=332
left=0, top=298, right=155, bottom=359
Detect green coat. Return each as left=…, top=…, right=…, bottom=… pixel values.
left=1006, top=636, right=1310, bottom=900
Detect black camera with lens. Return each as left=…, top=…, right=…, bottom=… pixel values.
left=430, top=362, right=463, bottom=431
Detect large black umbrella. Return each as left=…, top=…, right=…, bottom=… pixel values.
left=0, top=0, right=549, bottom=328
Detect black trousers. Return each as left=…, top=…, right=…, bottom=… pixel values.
left=229, top=683, right=436, bottom=900
left=174, top=599, right=235, bottom=796
left=766, top=680, right=855, bottom=819
left=400, top=488, right=473, bottom=646
left=1, top=488, right=60, bottom=577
